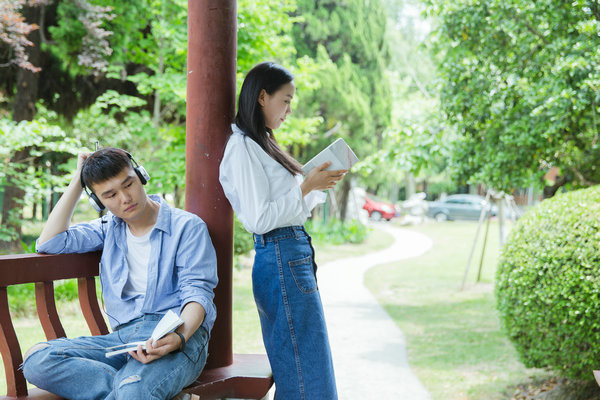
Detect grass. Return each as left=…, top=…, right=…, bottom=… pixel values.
left=365, top=220, right=554, bottom=399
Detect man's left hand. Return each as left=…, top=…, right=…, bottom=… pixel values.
left=128, top=332, right=183, bottom=364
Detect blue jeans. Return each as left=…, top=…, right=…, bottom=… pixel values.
left=253, top=226, right=337, bottom=400
left=22, top=314, right=209, bottom=400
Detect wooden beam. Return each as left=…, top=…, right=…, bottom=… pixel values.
left=185, top=0, right=237, bottom=369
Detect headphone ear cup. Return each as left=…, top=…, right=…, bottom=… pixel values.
left=134, top=166, right=150, bottom=185
left=88, top=193, right=105, bottom=212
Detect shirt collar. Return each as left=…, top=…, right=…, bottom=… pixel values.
left=231, top=123, right=244, bottom=136
left=149, top=194, right=171, bottom=235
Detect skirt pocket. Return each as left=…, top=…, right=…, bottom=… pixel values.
left=288, top=255, right=317, bottom=294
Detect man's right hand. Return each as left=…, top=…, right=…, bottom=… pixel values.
left=38, top=152, right=90, bottom=245
left=75, top=153, right=91, bottom=187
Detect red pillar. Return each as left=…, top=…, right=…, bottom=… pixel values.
left=186, top=0, right=237, bottom=368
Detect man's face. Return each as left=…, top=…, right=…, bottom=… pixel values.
left=90, top=167, right=147, bottom=222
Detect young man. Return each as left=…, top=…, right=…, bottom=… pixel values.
left=22, top=148, right=218, bottom=400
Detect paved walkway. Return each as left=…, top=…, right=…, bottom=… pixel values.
left=317, top=223, right=433, bottom=399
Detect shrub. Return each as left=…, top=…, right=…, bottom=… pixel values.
left=495, top=185, right=600, bottom=380
left=306, top=218, right=369, bottom=245
left=234, top=215, right=254, bottom=256
left=8, top=279, right=80, bottom=317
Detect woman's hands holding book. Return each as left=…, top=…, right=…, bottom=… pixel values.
left=300, top=161, right=347, bottom=197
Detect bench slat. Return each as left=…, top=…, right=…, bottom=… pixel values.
left=77, top=277, right=109, bottom=336
left=0, top=253, right=101, bottom=286
left=0, top=286, right=26, bottom=398
left=35, top=282, right=66, bottom=340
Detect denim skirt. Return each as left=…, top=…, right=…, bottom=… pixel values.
left=253, top=225, right=337, bottom=400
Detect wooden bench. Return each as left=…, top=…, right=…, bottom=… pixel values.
left=0, top=252, right=273, bottom=400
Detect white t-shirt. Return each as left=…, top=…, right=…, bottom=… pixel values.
left=123, top=225, right=152, bottom=297
left=219, top=124, right=326, bottom=234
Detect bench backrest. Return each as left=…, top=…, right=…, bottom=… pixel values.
left=0, top=252, right=107, bottom=398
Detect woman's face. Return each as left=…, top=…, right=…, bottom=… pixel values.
left=259, top=82, right=295, bottom=130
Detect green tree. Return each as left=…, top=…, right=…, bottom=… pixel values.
left=291, top=0, right=392, bottom=219
left=1, top=0, right=310, bottom=247
left=425, top=0, right=600, bottom=195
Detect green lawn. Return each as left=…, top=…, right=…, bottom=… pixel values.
left=365, top=220, right=553, bottom=399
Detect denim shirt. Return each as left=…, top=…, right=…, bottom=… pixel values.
left=36, top=195, right=218, bottom=333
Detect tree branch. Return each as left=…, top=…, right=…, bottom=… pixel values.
left=39, top=5, right=56, bottom=45
left=591, top=0, right=600, bottom=23
left=570, top=166, right=596, bottom=186
left=512, top=12, right=548, bottom=45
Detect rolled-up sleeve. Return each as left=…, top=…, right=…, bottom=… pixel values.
left=176, top=221, right=218, bottom=332
left=36, top=218, right=104, bottom=254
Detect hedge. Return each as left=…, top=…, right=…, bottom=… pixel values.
left=496, top=185, right=600, bottom=380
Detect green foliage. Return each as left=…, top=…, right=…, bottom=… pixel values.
left=233, top=215, right=254, bottom=256
left=306, top=218, right=369, bottom=245
left=54, top=279, right=79, bottom=302
left=426, top=0, right=600, bottom=191
left=20, top=240, right=36, bottom=254
left=292, top=0, right=392, bottom=194
left=496, top=185, right=600, bottom=380
left=2, top=0, right=399, bottom=244
left=7, top=283, right=35, bottom=316
left=0, top=118, right=80, bottom=241
left=237, top=0, right=298, bottom=77
left=7, top=279, right=79, bottom=316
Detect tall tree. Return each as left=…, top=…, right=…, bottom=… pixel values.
left=291, top=0, right=392, bottom=220
left=425, top=0, right=600, bottom=195
left=1, top=1, right=45, bottom=249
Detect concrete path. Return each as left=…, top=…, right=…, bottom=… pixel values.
left=317, top=223, right=434, bottom=400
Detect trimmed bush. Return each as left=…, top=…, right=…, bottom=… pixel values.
left=496, top=185, right=600, bottom=380
left=306, top=218, right=369, bottom=245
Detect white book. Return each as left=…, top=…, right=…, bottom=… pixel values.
left=105, top=310, right=184, bottom=357
left=301, top=138, right=359, bottom=175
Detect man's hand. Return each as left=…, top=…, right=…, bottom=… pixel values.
left=128, top=332, right=183, bottom=364
left=38, top=152, right=92, bottom=245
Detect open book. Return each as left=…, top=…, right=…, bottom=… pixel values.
left=105, top=310, right=184, bottom=357
left=301, top=138, right=359, bottom=175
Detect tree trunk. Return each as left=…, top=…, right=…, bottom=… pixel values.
left=542, top=176, right=567, bottom=199
left=338, top=178, right=351, bottom=222
left=0, top=5, right=42, bottom=250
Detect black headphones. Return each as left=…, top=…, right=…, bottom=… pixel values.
left=80, top=151, right=150, bottom=213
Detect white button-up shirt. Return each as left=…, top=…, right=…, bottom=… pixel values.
left=219, top=124, right=326, bottom=234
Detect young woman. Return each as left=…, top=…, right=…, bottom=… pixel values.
left=219, top=62, right=345, bottom=400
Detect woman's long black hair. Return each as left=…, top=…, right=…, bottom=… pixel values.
left=235, top=62, right=303, bottom=175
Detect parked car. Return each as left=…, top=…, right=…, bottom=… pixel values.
left=426, top=194, right=496, bottom=222
left=363, top=195, right=398, bottom=221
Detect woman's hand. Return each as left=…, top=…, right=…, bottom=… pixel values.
left=128, top=332, right=184, bottom=364
left=300, top=161, right=347, bottom=196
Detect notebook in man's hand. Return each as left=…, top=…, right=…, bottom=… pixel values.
left=301, top=138, right=359, bottom=175
left=105, top=310, right=184, bottom=357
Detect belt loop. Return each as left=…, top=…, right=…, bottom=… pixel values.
left=253, top=233, right=264, bottom=247
left=294, top=225, right=300, bottom=240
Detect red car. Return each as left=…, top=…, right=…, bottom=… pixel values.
left=363, top=196, right=397, bottom=221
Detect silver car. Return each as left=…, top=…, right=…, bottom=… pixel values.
left=426, top=194, right=496, bottom=222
